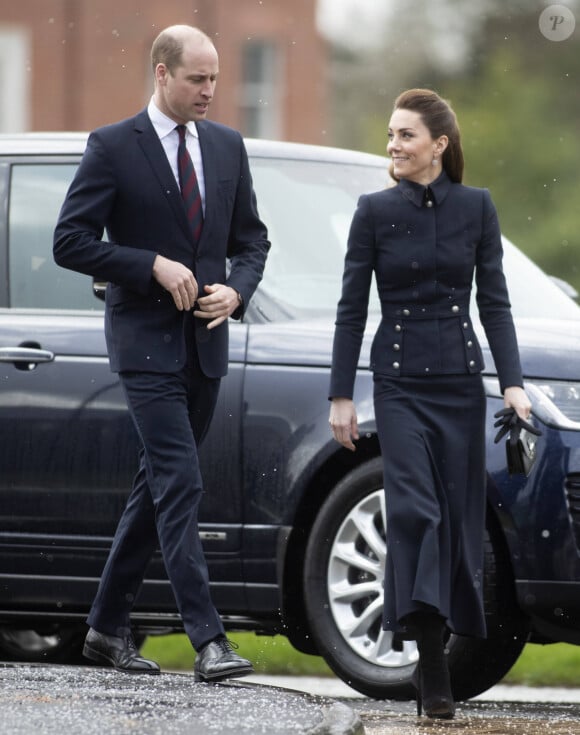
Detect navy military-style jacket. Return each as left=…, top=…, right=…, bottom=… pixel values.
left=330, top=171, right=523, bottom=397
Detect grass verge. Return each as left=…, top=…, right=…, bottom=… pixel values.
left=142, top=633, right=580, bottom=687
left=502, top=642, right=580, bottom=687
left=141, top=632, right=333, bottom=676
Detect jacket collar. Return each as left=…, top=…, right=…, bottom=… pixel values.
left=398, top=170, right=452, bottom=208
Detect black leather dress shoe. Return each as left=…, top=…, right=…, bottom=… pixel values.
left=83, top=627, right=160, bottom=674
left=194, top=636, right=254, bottom=682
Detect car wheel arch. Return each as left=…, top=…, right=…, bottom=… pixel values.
left=280, top=437, right=381, bottom=655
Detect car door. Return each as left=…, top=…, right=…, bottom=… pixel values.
left=0, top=157, right=246, bottom=614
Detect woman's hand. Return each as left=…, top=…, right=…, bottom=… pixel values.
left=503, top=386, right=532, bottom=422
left=329, top=397, right=359, bottom=451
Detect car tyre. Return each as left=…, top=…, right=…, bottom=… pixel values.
left=0, top=625, right=87, bottom=664
left=446, top=525, right=528, bottom=701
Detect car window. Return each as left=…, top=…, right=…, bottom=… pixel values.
left=250, top=157, right=580, bottom=323
left=499, top=239, right=580, bottom=321
left=250, top=157, right=389, bottom=317
left=8, top=163, right=103, bottom=311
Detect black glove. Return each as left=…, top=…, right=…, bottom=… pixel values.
left=493, top=407, right=542, bottom=445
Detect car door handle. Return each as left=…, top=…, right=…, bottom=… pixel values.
left=0, top=346, right=55, bottom=366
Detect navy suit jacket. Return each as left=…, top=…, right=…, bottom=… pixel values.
left=330, top=171, right=523, bottom=397
left=54, top=109, right=269, bottom=378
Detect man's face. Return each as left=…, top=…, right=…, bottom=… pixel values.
left=156, top=40, right=219, bottom=124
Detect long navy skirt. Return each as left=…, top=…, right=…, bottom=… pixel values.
left=374, top=373, right=487, bottom=639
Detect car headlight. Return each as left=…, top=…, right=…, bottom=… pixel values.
left=483, top=377, right=580, bottom=431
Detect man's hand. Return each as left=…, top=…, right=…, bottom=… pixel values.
left=152, top=255, right=198, bottom=311
left=194, top=284, right=240, bottom=330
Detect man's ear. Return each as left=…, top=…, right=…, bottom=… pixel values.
left=155, top=63, right=169, bottom=86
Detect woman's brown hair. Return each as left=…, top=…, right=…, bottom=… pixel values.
left=389, top=89, right=464, bottom=183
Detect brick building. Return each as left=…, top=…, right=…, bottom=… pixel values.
left=0, top=0, right=328, bottom=143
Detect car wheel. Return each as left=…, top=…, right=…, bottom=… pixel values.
left=302, top=457, right=527, bottom=700
left=446, top=526, right=528, bottom=701
left=0, top=625, right=87, bottom=664
left=303, top=458, right=415, bottom=699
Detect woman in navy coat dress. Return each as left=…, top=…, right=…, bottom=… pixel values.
left=329, top=89, right=532, bottom=719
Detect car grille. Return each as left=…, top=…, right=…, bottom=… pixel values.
left=565, top=473, right=580, bottom=551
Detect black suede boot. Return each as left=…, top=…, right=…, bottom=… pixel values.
left=408, top=612, right=455, bottom=719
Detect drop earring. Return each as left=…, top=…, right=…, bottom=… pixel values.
left=432, top=157, right=438, bottom=166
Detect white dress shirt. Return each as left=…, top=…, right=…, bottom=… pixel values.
left=147, top=98, right=206, bottom=213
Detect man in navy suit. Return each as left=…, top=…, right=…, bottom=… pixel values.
left=54, top=25, right=269, bottom=681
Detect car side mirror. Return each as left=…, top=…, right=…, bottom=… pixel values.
left=550, top=275, right=578, bottom=300
left=93, top=280, right=107, bottom=301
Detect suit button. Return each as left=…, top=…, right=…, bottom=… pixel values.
left=463, top=322, right=469, bottom=329
left=425, top=367, right=430, bottom=372
left=451, top=305, right=459, bottom=313
left=403, top=309, right=410, bottom=316
left=393, top=343, right=400, bottom=351
left=467, top=340, right=473, bottom=348
left=469, top=360, right=475, bottom=367
left=395, top=324, right=402, bottom=332
left=393, top=362, right=400, bottom=369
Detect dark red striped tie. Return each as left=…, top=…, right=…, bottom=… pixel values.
left=176, top=125, right=203, bottom=244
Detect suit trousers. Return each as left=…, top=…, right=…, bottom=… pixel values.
left=87, top=315, right=225, bottom=650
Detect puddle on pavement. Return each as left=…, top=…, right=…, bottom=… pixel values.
left=360, top=712, right=580, bottom=735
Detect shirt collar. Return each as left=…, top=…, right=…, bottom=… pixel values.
left=147, top=97, right=199, bottom=140
left=398, top=170, right=451, bottom=208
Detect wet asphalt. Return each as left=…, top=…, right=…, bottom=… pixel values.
left=3, top=663, right=580, bottom=734
left=0, top=663, right=362, bottom=735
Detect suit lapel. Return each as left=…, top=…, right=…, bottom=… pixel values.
left=196, top=121, right=217, bottom=249
left=134, top=111, right=192, bottom=243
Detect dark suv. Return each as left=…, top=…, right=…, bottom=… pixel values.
left=1, top=133, right=580, bottom=700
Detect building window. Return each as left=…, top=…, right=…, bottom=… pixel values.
left=240, top=40, right=281, bottom=139
left=0, top=27, right=30, bottom=132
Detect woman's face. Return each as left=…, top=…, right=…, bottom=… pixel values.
left=387, top=109, right=447, bottom=185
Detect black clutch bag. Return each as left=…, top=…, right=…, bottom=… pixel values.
left=494, top=408, right=542, bottom=477
left=506, top=427, right=538, bottom=476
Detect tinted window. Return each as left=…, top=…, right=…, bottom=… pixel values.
left=9, top=164, right=103, bottom=311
